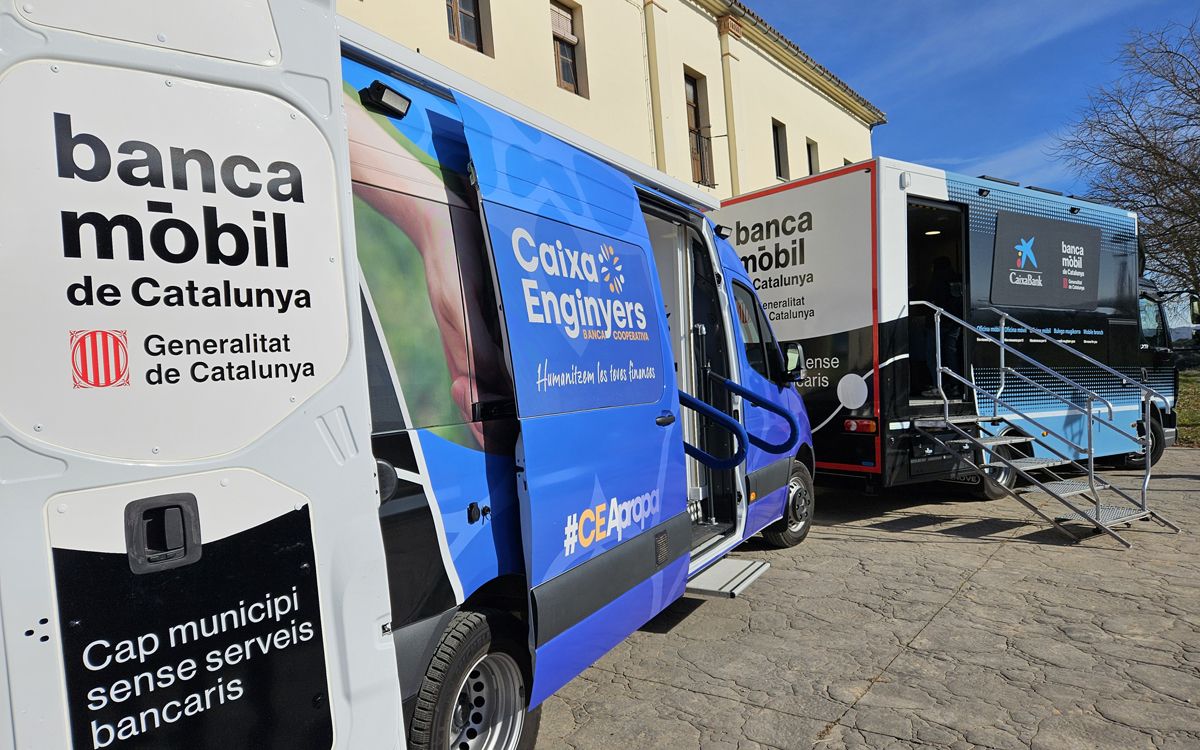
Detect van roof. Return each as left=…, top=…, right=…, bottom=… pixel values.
left=340, top=17, right=719, bottom=215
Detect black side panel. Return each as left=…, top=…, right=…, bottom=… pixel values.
left=376, top=433, right=457, bottom=630
left=362, top=294, right=409, bottom=434
left=54, top=509, right=332, bottom=750
left=747, top=456, right=791, bottom=501
left=395, top=608, right=459, bottom=725
left=797, top=321, right=878, bottom=472
left=531, top=511, right=691, bottom=647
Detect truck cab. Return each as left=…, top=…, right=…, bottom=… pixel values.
left=1135, top=278, right=1200, bottom=458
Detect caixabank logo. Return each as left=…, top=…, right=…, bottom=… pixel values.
left=70, top=329, right=130, bottom=388
left=1009, top=236, right=1043, bottom=287
left=1015, top=237, right=1037, bottom=269
left=990, top=211, right=1101, bottom=309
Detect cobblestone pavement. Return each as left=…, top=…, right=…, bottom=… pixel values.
left=536, top=448, right=1200, bottom=750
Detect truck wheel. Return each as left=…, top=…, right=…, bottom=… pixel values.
left=762, top=462, right=815, bottom=548
left=409, top=609, right=539, bottom=750
left=979, top=443, right=1018, bottom=500
left=1122, top=414, right=1165, bottom=469
left=976, top=431, right=1032, bottom=500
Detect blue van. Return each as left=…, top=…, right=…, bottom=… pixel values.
left=344, top=29, right=814, bottom=750
left=0, top=8, right=812, bottom=748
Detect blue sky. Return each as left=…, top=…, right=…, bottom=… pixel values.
left=747, top=0, right=1198, bottom=195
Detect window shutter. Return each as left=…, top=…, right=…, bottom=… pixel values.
left=550, top=3, right=578, bottom=44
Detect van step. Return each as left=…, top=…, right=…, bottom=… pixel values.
left=986, top=457, right=1072, bottom=472
left=686, top=558, right=769, bottom=598
left=949, top=434, right=1031, bottom=449
left=1020, top=479, right=1108, bottom=499
left=1055, top=505, right=1151, bottom=525
left=914, top=415, right=1003, bottom=428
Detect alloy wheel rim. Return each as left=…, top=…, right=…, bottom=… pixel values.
left=984, top=438, right=1019, bottom=488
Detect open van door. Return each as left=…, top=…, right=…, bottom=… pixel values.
left=0, top=4, right=397, bottom=748
left=454, top=96, right=691, bottom=706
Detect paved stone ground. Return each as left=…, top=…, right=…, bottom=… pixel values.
left=536, top=448, right=1200, bottom=749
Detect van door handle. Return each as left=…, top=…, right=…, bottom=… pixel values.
left=655, top=412, right=676, bottom=426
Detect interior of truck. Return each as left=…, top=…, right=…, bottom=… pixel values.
left=641, top=201, right=739, bottom=556
left=906, top=200, right=969, bottom=404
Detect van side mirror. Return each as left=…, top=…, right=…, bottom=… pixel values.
left=782, top=342, right=806, bottom=383
left=1191, top=293, right=1200, bottom=325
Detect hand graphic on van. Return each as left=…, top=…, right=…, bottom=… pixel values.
left=346, top=93, right=512, bottom=446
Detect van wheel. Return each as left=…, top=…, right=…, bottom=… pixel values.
left=762, top=462, right=814, bottom=548
left=1121, top=414, right=1165, bottom=469
left=409, top=609, right=539, bottom=750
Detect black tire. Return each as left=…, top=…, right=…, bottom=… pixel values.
left=978, top=443, right=1018, bottom=500
left=409, top=609, right=539, bottom=750
left=976, top=433, right=1033, bottom=500
left=762, top=461, right=815, bottom=548
left=1121, top=414, right=1166, bottom=469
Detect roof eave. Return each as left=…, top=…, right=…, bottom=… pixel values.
left=695, top=0, right=886, bottom=128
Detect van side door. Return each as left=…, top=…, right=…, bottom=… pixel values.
left=730, top=281, right=808, bottom=534
left=454, top=94, right=690, bottom=707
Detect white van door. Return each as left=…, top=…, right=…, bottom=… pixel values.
left=0, top=3, right=399, bottom=748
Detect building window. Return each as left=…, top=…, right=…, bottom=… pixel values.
left=806, top=139, right=820, bottom=176
left=551, top=2, right=583, bottom=94
left=447, top=0, right=483, bottom=51
left=685, top=73, right=715, bottom=187
left=772, top=120, right=789, bottom=180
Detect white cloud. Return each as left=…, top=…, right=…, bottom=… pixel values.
left=851, top=0, right=1153, bottom=96
left=923, top=135, right=1075, bottom=190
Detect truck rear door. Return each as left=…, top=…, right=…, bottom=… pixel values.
left=454, top=95, right=690, bottom=706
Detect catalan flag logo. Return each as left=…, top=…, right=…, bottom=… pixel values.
left=70, top=330, right=130, bottom=388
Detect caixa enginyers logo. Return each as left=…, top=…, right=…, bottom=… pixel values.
left=509, top=227, right=647, bottom=340
left=599, top=243, right=624, bottom=294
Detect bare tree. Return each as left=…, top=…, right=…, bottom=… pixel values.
left=1056, top=20, right=1200, bottom=290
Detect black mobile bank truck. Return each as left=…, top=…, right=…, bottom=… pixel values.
left=715, top=157, right=1197, bottom=547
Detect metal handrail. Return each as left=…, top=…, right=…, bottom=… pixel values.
left=915, top=416, right=1135, bottom=548
left=919, top=298, right=1164, bottom=514
left=678, top=390, right=747, bottom=471
left=706, top=372, right=801, bottom=455
left=912, top=301, right=1117, bottom=419
left=985, top=306, right=1167, bottom=510
left=936, top=368, right=1088, bottom=454
left=985, top=307, right=1171, bottom=412
left=999, top=367, right=1140, bottom=443
left=689, top=130, right=717, bottom=188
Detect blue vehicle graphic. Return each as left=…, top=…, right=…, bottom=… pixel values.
left=342, top=47, right=815, bottom=749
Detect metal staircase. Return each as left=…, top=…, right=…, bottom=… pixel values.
left=910, top=301, right=1179, bottom=548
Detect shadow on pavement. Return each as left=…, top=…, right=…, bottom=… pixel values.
left=638, top=596, right=706, bottom=634
left=937, top=518, right=1031, bottom=538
